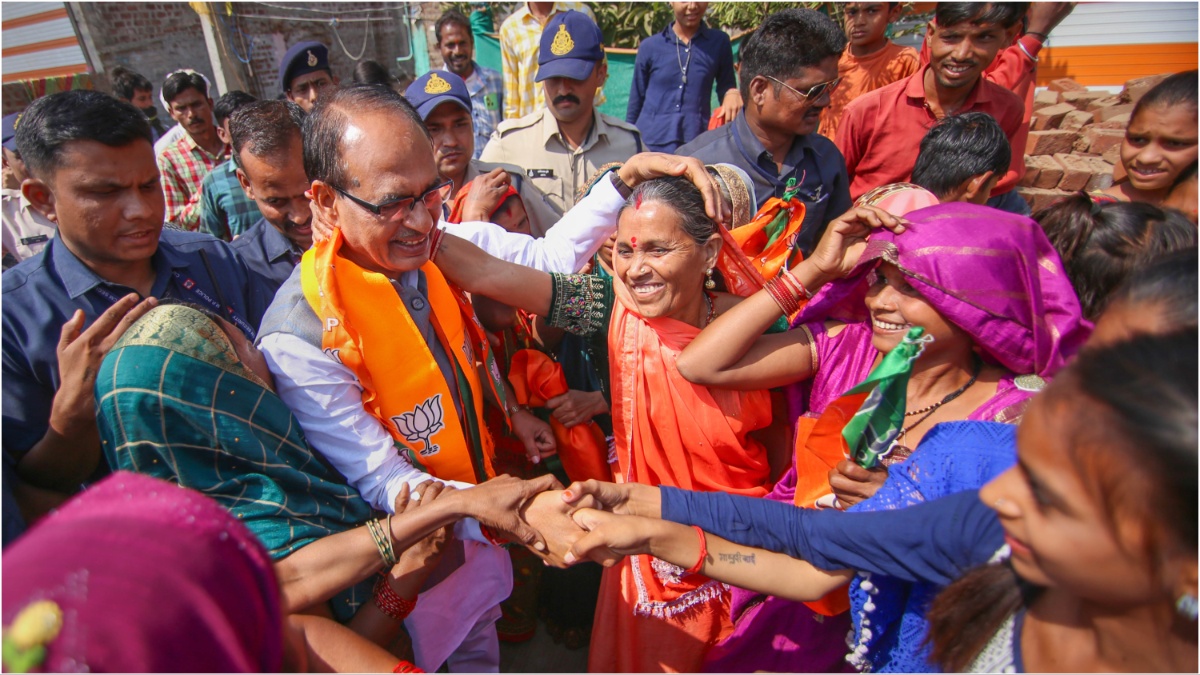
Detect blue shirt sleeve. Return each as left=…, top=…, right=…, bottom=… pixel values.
left=660, top=487, right=1005, bottom=586
left=627, top=43, right=650, bottom=125
left=198, top=172, right=226, bottom=241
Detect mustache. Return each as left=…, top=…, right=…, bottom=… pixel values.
left=282, top=218, right=311, bottom=232
left=553, top=94, right=581, bottom=106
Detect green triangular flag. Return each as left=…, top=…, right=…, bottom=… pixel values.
left=841, top=326, right=930, bottom=469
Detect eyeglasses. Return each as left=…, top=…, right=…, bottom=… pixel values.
left=332, top=178, right=452, bottom=221
left=765, top=75, right=842, bottom=102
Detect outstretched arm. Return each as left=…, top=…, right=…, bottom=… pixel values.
left=567, top=509, right=852, bottom=602
left=676, top=205, right=905, bottom=389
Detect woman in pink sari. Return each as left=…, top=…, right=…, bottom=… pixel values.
left=675, top=202, right=1090, bottom=672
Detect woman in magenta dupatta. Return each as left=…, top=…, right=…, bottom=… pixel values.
left=677, top=202, right=1090, bottom=672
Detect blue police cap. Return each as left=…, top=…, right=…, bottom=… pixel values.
left=2, top=113, right=19, bottom=152
left=536, top=11, right=604, bottom=82
left=404, top=71, right=473, bottom=120
left=279, top=41, right=330, bottom=92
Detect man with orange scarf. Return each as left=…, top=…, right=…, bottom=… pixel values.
left=255, top=85, right=561, bottom=672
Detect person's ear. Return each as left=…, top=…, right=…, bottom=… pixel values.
left=310, top=180, right=338, bottom=220
left=235, top=165, right=254, bottom=200
left=962, top=170, right=997, bottom=205
left=216, top=126, right=231, bottom=145
left=748, top=75, right=771, bottom=106
left=888, top=4, right=903, bottom=22
left=22, top=178, right=57, bottom=223
left=701, top=232, right=722, bottom=271
left=596, top=59, right=609, bottom=87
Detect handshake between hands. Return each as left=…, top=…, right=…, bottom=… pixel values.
left=438, top=474, right=667, bottom=569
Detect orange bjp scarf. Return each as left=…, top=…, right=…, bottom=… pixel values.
left=608, top=227, right=774, bottom=616
left=300, top=228, right=510, bottom=484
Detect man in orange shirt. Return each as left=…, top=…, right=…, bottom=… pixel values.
left=820, top=2, right=919, bottom=139
left=836, top=2, right=1026, bottom=211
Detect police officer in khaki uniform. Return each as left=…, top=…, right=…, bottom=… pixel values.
left=405, top=70, right=563, bottom=237
left=480, top=10, right=642, bottom=213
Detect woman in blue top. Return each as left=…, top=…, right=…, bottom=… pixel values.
left=559, top=326, right=1198, bottom=673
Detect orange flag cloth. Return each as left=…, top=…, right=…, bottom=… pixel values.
left=506, top=349, right=612, bottom=483
left=729, top=196, right=807, bottom=280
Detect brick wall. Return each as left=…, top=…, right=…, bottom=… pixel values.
left=2, top=3, right=416, bottom=117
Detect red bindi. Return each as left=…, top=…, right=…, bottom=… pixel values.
left=630, top=236, right=637, bottom=248
left=635, top=193, right=643, bottom=209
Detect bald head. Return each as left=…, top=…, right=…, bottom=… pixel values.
left=302, top=84, right=431, bottom=189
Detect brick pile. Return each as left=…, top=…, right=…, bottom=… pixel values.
left=1017, top=73, right=1173, bottom=212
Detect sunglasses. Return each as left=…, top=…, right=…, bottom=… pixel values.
left=332, top=178, right=452, bottom=221
left=764, top=75, right=842, bottom=102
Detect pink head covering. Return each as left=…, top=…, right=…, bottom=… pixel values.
left=796, top=202, right=1091, bottom=378
left=2, top=472, right=284, bottom=673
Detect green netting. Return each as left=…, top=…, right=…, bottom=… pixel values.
left=472, top=31, right=743, bottom=122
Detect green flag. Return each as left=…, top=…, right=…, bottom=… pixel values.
left=841, top=326, right=930, bottom=469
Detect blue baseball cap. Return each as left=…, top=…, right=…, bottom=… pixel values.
left=405, top=71, right=473, bottom=120
left=536, top=11, right=604, bottom=82
left=2, top=113, right=19, bottom=152
left=279, top=41, right=330, bottom=92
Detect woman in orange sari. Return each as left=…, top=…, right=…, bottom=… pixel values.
left=431, top=170, right=775, bottom=672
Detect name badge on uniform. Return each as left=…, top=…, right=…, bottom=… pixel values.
left=20, top=234, right=48, bottom=246
left=484, top=93, right=500, bottom=111
left=528, top=169, right=555, bottom=179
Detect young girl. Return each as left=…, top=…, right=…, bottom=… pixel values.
left=561, top=325, right=1198, bottom=672
left=1102, top=70, right=1198, bottom=220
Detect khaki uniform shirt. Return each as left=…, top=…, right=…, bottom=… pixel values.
left=1, top=189, right=56, bottom=269
left=465, top=159, right=564, bottom=238
left=480, top=108, right=643, bottom=214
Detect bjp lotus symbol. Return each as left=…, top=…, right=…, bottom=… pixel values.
left=393, top=395, right=445, bottom=456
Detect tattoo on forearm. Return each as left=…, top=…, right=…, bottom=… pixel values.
left=717, top=551, right=756, bottom=565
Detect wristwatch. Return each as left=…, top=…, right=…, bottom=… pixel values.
left=610, top=170, right=633, bottom=199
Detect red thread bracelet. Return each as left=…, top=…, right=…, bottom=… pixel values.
left=373, top=575, right=417, bottom=621
left=393, top=660, right=424, bottom=673
left=685, top=525, right=707, bottom=575
left=480, top=524, right=509, bottom=547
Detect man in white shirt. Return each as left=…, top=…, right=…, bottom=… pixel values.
left=1, top=113, right=55, bottom=269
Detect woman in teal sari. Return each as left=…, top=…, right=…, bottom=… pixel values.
left=94, top=303, right=561, bottom=663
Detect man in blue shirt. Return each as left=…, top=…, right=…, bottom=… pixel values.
left=627, top=2, right=739, bottom=153
left=678, top=8, right=852, bottom=255
left=228, top=100, right=311, bottom=304
left=2, top=90, right=267, bottom=496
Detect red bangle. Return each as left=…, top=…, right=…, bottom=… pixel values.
left=393, top=660, right=424, bottom=673
left=373, top=575, right=417, bottom=621
left=428, top=227, right=446, bottom=262
left=685, top=525, right=707, bottom=575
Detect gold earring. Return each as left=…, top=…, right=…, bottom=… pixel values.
left=705, top=268, right=716, bottom=290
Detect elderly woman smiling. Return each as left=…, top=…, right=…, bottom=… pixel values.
left=432, top=168, right=814, bottom=672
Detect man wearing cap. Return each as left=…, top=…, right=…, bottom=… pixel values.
left=1, top=112, right=56, bottom=268
left=157, top=70, right=230, bottom=232
left=280, top=41, right=338, bottom=112
left=499, top=2, right=598, bottom=120
left=481, top=10, right=642, bottom=214
left=436, top=10, right=504, bottom=158
left=405, top=71, right=562, bottom=237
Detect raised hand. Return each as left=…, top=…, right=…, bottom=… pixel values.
left=617, top=153, right=729, bottom=226
left=802, top=205, right=906, bottom=283
left=459, top=168, right=512, bottom=223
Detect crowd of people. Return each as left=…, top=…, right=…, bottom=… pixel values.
left=1, top=2, right=1196, bottom=673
